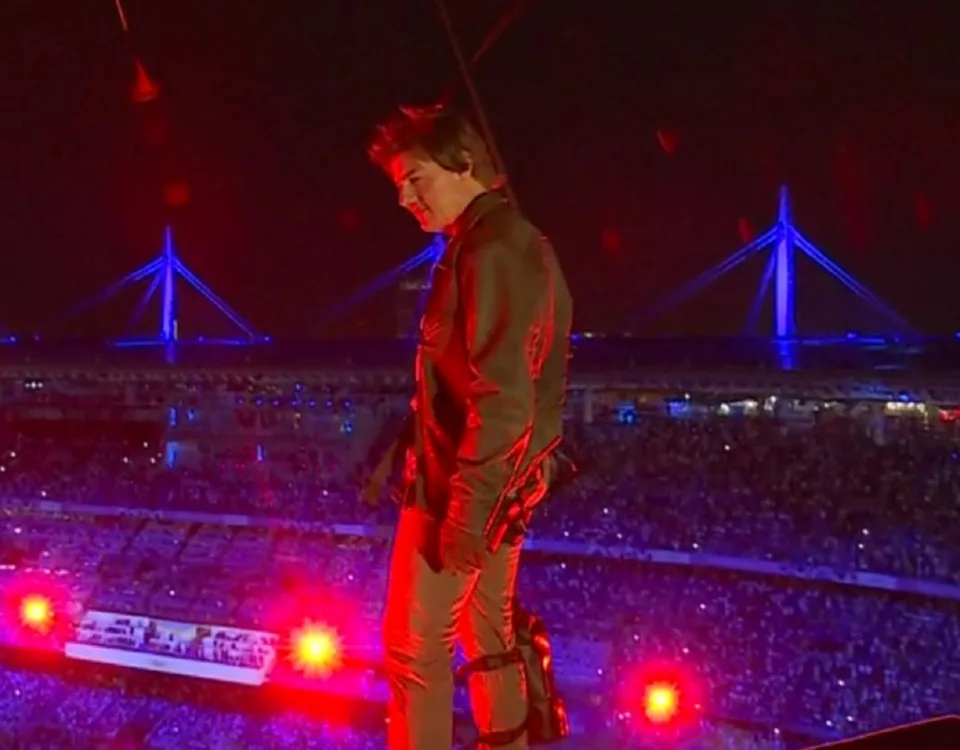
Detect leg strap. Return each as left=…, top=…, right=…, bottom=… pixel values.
left=456, top=649, right=528, bottom=747
left=475, top=720, right=528, bottom=748
left=455, top=647, right=524, bottom=681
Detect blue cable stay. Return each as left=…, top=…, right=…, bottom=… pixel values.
left=317, top=235, right=445, bottom=327
left=47, top=226, right=265, bottom=347
left=633, top=186, right=914, bottom=343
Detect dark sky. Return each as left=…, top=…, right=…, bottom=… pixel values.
left=1, top=1, right=957, bottom=340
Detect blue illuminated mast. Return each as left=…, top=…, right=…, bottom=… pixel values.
left=125, top=225, right=266, bottom=347
left=160, top=225, right=176, bottom=342
left=773, top=186, right=795, bottom=340
left=53, top=225, right=265, bottom=351
left=634, top=186, right=913, bottom=368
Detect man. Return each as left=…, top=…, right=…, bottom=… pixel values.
left=367, top=104, right=573, bottom=749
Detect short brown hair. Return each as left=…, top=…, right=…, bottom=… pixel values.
left=367, top=104, right=499, bottom=187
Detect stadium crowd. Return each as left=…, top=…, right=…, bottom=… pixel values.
left=0, top=383, right=958, bottom=747
left=0, top=664, right=390, bottom=749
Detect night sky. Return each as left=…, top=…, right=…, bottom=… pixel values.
left=1, top=1, right=956, bottom=340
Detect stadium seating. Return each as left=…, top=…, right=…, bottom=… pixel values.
left=1, top=379, right=958, bottom=748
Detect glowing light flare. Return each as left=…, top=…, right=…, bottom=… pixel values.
left=656, top=129, right=679, bottom=156
left=19, top=594, right=53, bottom=633
left=619, top=660, right=703, bottom=732
left=132, top=59, right=160, bottom=104
left=163, top=182, right=191, bottom=208
left=290, top=622, right=342, bottom=676
left=914, top=193, right=935, bottom=228
left=600, top=226, right=622, bottom=255
left=643, top=681, right=679, bottom=723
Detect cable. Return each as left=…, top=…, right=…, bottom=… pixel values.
left=113, top=0, right=130, bottom=32
left=470, top=0, right=528, bottom=69
left=433, top=0, right=520, bottom=208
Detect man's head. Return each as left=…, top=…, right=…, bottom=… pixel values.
left=368, top=104, right=499, bottom=233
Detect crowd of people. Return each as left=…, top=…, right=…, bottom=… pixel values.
left=0, top=663, right=782, bottom=749
left=0, top=665, right=391, bottom=749
left=4, top=394, right=960, bottom=583
left=0, top=380, right=958, bottom=748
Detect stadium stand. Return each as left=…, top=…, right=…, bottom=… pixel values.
left=0, top=360, right=959, bottom=748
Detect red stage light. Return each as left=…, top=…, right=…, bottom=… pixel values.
left=163, top=181, right=191, bottom=208
left=644, top=681, right=679, bottom=723
left=132, top=58, right=160, bottom=104
left=20, top=594, right=53, bottom=633
left=618, top=660, right=702, bottom=734
left=656, top=128, right=679, bottom=156
left=600, top=226, right=622, bottom=255
left=290, top=622, right=341, bottom=675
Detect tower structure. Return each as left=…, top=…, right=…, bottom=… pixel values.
left=318, top=234, right=446, bottom=332
left=634, top=186, right=913, bottom=368
left=51, top=226, right=265, bottom=353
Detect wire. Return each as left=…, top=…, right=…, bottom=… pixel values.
left=470, top=0, right=528, bottom=69
left=113, top=0, right=130, bottom=33
left=432, top=0, right=519, bottom=208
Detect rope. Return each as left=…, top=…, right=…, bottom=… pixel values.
left=432, top=0, right=520, bottom=209
left=113, top=0, right=130, bottom=32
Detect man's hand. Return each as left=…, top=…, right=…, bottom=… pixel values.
left=439, top=519, right=487, bottom=574
left=360, top=470, right=386, bottom=506
left=360, top=415, right=416, bottom=507
left=360, top=453, right=393, bottom=505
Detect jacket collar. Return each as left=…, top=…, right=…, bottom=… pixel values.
left=448, top=191, right=508, bottom=240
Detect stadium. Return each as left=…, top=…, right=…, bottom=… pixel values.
left=3, top=2, right=959, bottom=748
left=1, top=337, right=959, bottom=748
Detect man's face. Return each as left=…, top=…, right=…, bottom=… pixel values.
left=388, top=151, right=476, bottom=233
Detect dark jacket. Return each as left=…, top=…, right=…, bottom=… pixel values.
left=412, top=191, right=573, bottom=536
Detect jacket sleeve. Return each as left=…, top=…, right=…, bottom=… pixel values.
left=447, top=236, right=540, bottom=533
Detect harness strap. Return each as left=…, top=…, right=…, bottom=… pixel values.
left=455, top=647, right=524, bottom=681
left=456, top=649, right=528, bottom=747
left=475, top=718, right=528, bottom=748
